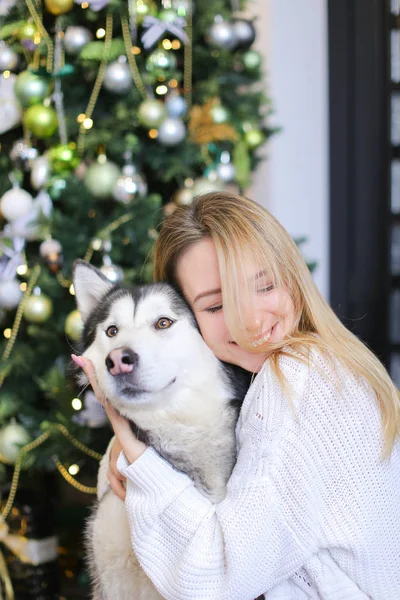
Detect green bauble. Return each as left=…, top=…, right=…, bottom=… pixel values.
left=146, top=49, right=177, bottom=78
left=242, top=49, right=262, bottom=72
left=135, top=0, right=157, bottom=25
left=18, top=22, right=38, bottom=41
left=138, top=99, right=167, bottom=128
left=48, top=143, right=80, bottom=174
left=23, top=293, right=53, bottom=323
left=159, top=8, right=178, bottom=22
left=65, top=310, right=83, bottom=341
left=14, top=71, right=52, bottom=108
left=84, top=160, right=121, bottom=199
left=0, top=422, right=31, bottom=463
left=210, top=104, right=230, bottom=124
left=23, top=104, right=58, bottom=139
left=244, top=128, right=265, bottom=149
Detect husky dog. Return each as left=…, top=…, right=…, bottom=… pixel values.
left=72, top=260, right=250, bottom=600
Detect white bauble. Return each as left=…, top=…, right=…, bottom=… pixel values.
left=216, top=161, right=236, bottom=182
left=103, top=58, right=133, bottom=94
left=0, top=73, right=22, bottom=134
left=0, top=43, right=18, bottom=71
left=191, top=177, right=225, bottom=197
left=158, top=118, right=186, bottom=146
left=31, top=155, right=51, bottom=190
left=39, top=238, right=62, bottom=258
left=0, top=188, right=33, bottom=222
left=0, top=280, right=22, bottom=310
left=0, top=422, right=30, bottom=463
left=64, top=26, right=92, bottom=55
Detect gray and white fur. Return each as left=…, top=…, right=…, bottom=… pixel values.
left=72, top=260, right=250, bottom=600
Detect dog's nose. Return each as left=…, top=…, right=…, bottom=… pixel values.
left=106, top=347, right=138, bottom=376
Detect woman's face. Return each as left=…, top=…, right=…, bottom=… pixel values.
left=175, top=237, right=296, bottom=372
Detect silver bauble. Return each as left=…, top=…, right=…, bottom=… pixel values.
left=0, top=43, right=18, bottom=72
left=0, top=422, right=30, bottom=463
left=10, top=139, right=38, bottom=171
left=0, top=280, right=22, bottom=310
left=231, top=19, right=256, bottom=49
left=165, top=94, right=187, bottom=118
left=31, top=155, right=51, bottom=189
left=112, top=165, right=147, bottom=205
left=64, top=26, right=92, bottom=55
left=207, top=19, right=237, bottom=50
left=216, top=161, right=236, bottom=183
left=100, top=260, right=124, bottom=284
left=138, top=98, right=167, bottom=128
left=103, top=58, right=133, bottom=94
left=158, top=117, right=186, bottom=146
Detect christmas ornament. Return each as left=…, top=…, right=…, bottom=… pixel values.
left=44, top=0, right=74, bottom=15
left=141, top=12, right=189, bottom=50
left=146, top=48, right=177, bottom=77
left=112, top=164, right=147, bottom=205
left=23, top=290, right=53, bottom=323
left=191, top=176, right=225, bottom=197
left=48, top=143, right=80, bottom=174
left=188, top=98, right=238, bottom=145
left=103, top=57, right=133, bottom=94
left=18, top=22, right=38, bottom=42
left=30, top=155, right=51, bottom=190
left=3, top=190, right=52, bottom=241
left=39, top=238, right=62, bottom=258
left=65, top=309, right=83, bottom=341
left=0, top=0, right=17, bottom=16
left=84, top=159, right=121, bottom=199
left=63, top=26, right=92, bottom=55
left=0, top=187, right=33, bottom=222
left=0, top=279, right=22, bottom=310
left=163, top=201, right=177, bottom=217
left=242, top=49, right=262, bottom=72
left=232, top=19, right=256, bottom=49
left=0, top=421, right=30, bottom=463
left=100, top=256, right=124, bottom=283
left=216, top=151, right=236, bottom=182
left=138, top=98, right=167, bottom=128
left=10, top=139, right=38, bottom=171
left=172, top=186, right=193, bottom=206
left=135, top=0, right=157, bottom=25
left=207, top=18, right=237, bottom=50
left=14, top=70, right=52, bottom=108
left=0, top=73, right=22, bottom=135
left=158, top=117, right=186, bottom=146
left=72, top=390, right=107, bottom=428
left=0, top=42, right=18, bottom=72
left=23, top=104, right=58, bottom=139
left=244, top=127, right=265, bottom=149
left=165, top=94, right=187, bottom=118
left=210, top=103, right=230, bottom=124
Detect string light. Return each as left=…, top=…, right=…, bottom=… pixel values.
left=68, top=464, right=80, bottom=476
left=16, top=265, right=28, bottom=276
left=169, top=79, right=178, bottom=88
left=131, top=46, right=141, bottom=55
left=171, top=40, right=181, bottom=50
left=81, top=2, right=89, bottom=7
left=156, top=84, right=168, bottom=95
left=72, top=398, right=82, bottom=410
left=96, top=28, right=106, bottom=39
left=76, top=113, right=86, bottom=123
left=69, top=284, right=75, bottom=295
left=20, top=282, right=27, bottom=292
left=148, top=129, right=158, bottom=139
left=83, top=117, right=93, bottom=129
left=162, top=39, right=172, bottom=50
left=3, top=70, right=10, bottom=79
left=3, top=329, right=11, bottom=339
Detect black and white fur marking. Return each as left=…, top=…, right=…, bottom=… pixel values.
left=72, top=260, right=250, bottom=600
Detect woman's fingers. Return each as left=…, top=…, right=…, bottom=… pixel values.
left=71, top=354, right=107, bottom=406
left=108, top=466, right=126, bottom=501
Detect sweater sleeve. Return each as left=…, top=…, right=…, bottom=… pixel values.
left=117, top=358, right=326, bottom=600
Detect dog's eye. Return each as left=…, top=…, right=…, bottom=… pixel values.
left=155, top=318, right=173, bottom=330
left=106, top=325, right=118, bottom=337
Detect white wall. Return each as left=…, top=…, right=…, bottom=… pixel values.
left=249, top=0, right=329, bottom=300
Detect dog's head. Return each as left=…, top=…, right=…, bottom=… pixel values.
left=72, top=260, right=214, bottom=414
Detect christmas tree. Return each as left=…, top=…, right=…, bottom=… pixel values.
left=0, top=0, right=270, bottom=594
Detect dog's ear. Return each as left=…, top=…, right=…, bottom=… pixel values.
left=72, top=260, right=114, bottom=322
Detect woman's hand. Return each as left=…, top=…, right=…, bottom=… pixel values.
left=71, top=354, right=148, bottom=476
left=108, top=437, right=126, bottom=501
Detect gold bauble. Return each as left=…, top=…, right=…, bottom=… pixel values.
left=65, top=309, right=84, bottom=341
left=44, top=0, right=74, bottom=15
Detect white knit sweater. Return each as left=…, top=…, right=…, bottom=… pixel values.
left=117, top=350, right=400, bottom=599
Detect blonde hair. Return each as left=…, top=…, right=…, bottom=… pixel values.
left=154, top=192, right=400, bottom=456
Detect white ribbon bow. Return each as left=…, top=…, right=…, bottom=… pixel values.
left=141, top=15, right=189, bottom=50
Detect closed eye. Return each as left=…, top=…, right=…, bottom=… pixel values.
left=257, top=284, right=274, bottom=293
left=206, top=305, right=222, bottom=313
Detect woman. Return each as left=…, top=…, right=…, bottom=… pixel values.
left=73, top=192, right=400, bottom=599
